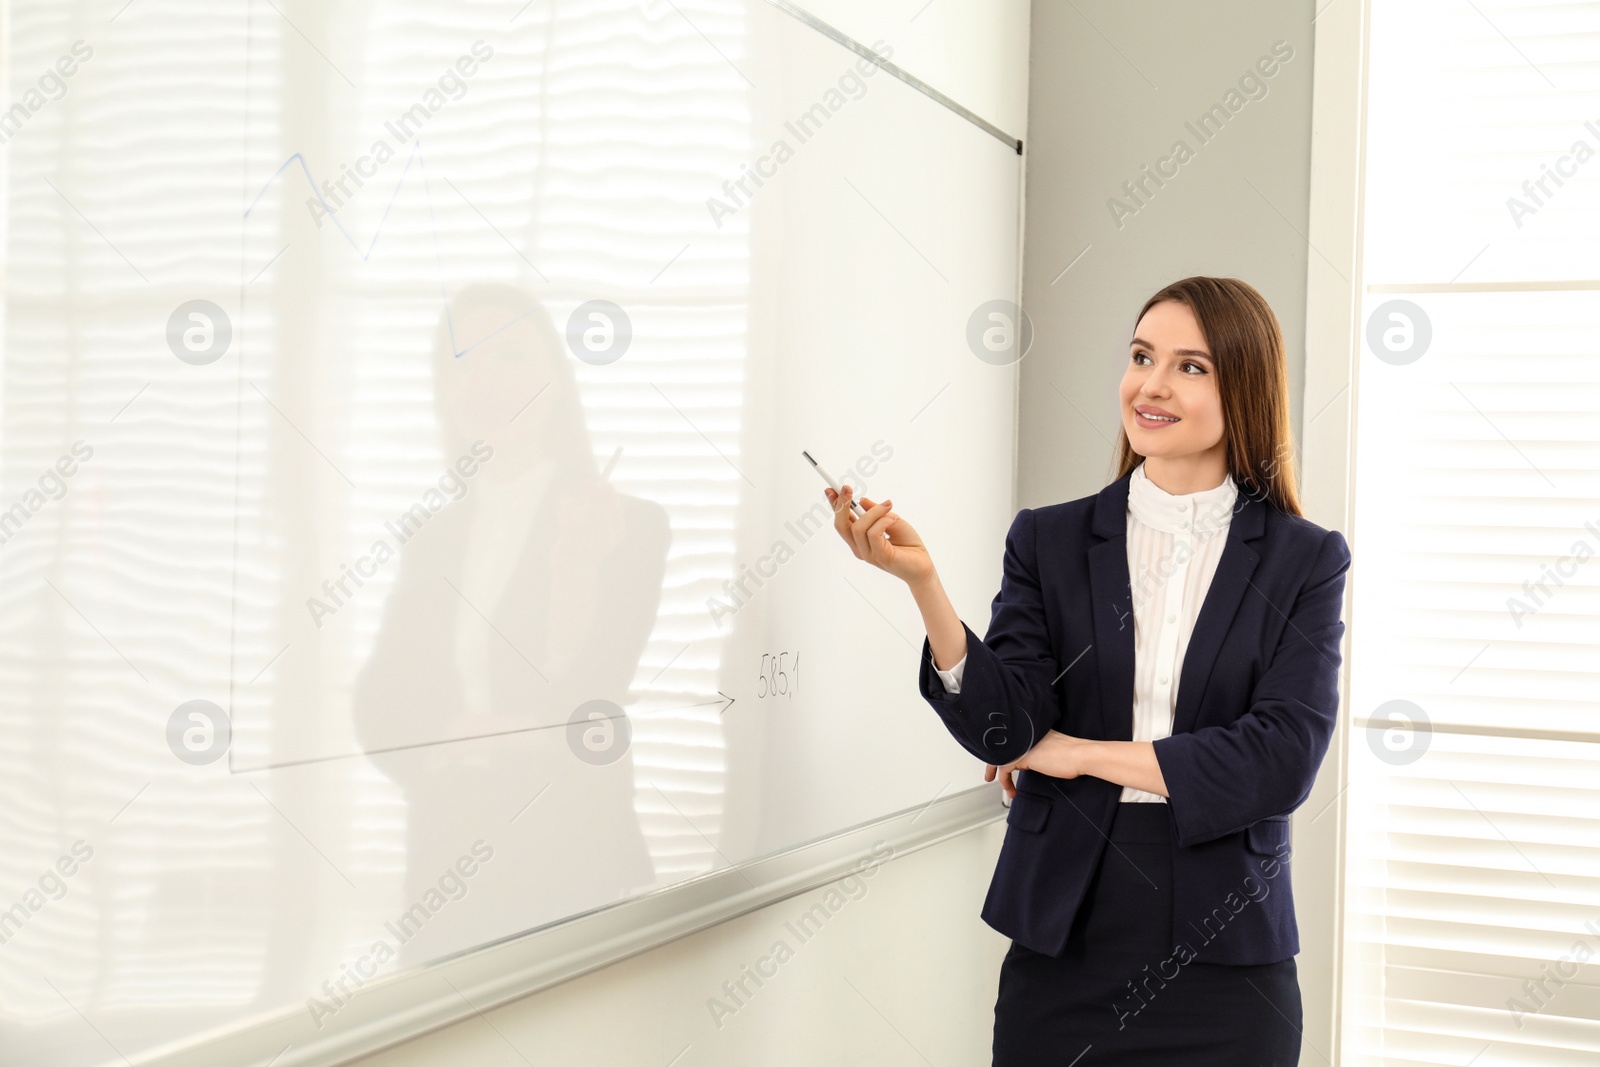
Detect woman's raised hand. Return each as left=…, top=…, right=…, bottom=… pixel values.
left=825, top=484, right=935, bottom=588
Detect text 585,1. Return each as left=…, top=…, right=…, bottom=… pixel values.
left=756, top=652, right=799, bottom=701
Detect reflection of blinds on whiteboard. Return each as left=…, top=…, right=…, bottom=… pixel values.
left=0, top=0, right=752, bottom=1048
left=300, top=0, right=752, bottom=889
left=1345, top=2, right=1600, bottom=1063
left=0, top=0, right=287, bottom=1020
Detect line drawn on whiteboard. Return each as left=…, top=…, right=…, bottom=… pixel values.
left=243, top=140, right=550, bottom=361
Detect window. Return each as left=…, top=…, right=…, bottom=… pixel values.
left=1343, top=1, right=1600, bottom=1063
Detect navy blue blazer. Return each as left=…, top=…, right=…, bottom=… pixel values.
left=918, top=469, right=1351, bottom=965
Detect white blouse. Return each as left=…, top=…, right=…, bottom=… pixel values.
left=934, top=461, right=1239, bottom=803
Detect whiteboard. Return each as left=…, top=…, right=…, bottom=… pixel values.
left=0, top=2, right=1021, bottom=1063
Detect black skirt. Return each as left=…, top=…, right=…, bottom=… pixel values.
left=992, top=802, right=1302, bottom=1066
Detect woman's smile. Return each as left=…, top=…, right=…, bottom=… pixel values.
left=1133, top=403, right=1181, bottom=428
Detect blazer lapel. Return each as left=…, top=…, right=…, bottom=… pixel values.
left=1085, top=470, right=1270, bottom=743
left=1087, top=473, right=1135, bottom=742
left=1170, top=486, right=1266, bottom=737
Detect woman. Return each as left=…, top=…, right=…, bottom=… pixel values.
left=826, top=277, right=1351, bottom=1064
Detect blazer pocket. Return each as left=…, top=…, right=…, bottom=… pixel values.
left=1245, top=815, right=1290, bottom=856
left=1005, top=791, right=1051, bottom=834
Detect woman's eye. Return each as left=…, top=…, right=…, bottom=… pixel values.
left=1130, top=351, right=1206, bottom=373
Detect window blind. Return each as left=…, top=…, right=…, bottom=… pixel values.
left=1344, top=1, right=1600, bottom=1063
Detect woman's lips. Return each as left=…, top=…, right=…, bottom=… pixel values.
left=1134, top=409, right=1180, bottom=428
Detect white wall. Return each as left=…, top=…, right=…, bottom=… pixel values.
left=1019, top=1, right=1319, bottom=497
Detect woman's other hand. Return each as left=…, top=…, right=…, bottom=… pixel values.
left=985, top=763, right=1018, bottom=801
left=990, top=731, right=1090, bottom=795
left=825, top=484, right=934, bottom=588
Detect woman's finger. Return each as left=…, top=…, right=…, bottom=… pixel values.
left=850, top=495, right=891, bottom=557
left=846, top=492, right=875, bottom=556
left=863, top=501, right=896, bottom=561
left=827, top=487, right=864, bottom=559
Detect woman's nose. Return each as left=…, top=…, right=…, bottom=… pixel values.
left=1147, top=362, right=1179, bottom=390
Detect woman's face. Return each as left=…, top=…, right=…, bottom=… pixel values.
left=1118, top=299, right=1225, bottom=461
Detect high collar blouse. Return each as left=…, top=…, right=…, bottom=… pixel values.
left=935, top=462, right=1239, bottom=803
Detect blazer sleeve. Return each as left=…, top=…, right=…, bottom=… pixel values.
left=1153, top=527, right=1352, bottom=847
left=917, top=507, right=1063, bottom=765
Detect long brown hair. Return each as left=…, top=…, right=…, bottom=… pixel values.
left=1112, top=276, right=1301, bottom=516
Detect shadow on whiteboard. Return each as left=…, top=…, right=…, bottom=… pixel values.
left=347, top=283, right=669, bottom=962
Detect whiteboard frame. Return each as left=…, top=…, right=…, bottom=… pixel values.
left=138, top=787, right=1004, bottom=1067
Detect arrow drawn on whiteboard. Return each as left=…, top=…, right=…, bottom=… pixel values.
left=683, top=691, right=736, bottom=716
